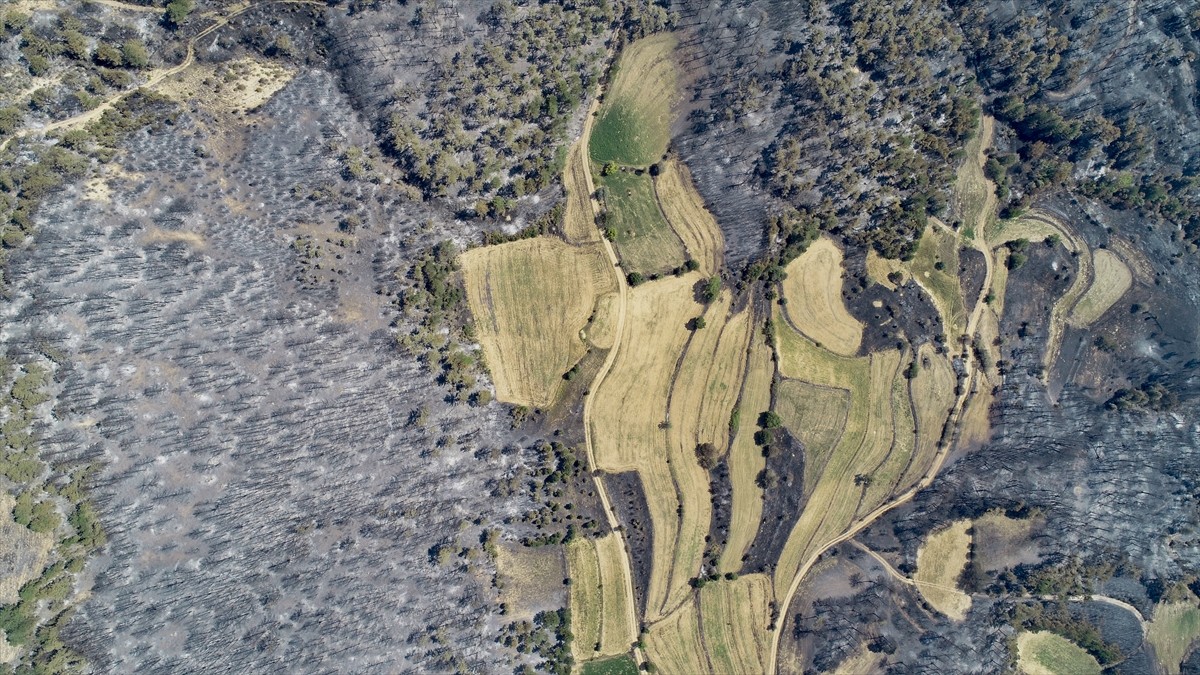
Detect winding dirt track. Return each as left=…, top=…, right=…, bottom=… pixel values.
left=766, top=123, right=1003, bottom=674
left=577, top=94, right=644, bottom=666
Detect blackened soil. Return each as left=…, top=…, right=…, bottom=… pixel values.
left=743, top=429, right=807, bottom=574
left=960, top=247, right=988, bottom=315
left=603, top=471, right=653, bottom=619
left=708, top=458, right=733, bottom=568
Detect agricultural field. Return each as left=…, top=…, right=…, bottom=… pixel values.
left=698, top=574, right=772, bottom=674
left=866, top=249, right=907, bottom=290
left=1016, top=631, right=1102, bottom=675
left=913, top=520, right=972, bottom=620
left=589, top=33, right=679, bottom=167
left=567, top=533, right=636, bottom=660
left=775, top=379, right=852, bottom=496
left=494, top=544, right=567, bottom=623
left=1146, top=594, right=1200, bottom=674
left=580, top=654, right=638, bottom=675
left=902, top=343, right=957, bottom=488
left=644, top=599, right=708, bottom=674
left=780, top=237, right=864, bottom=356
left=460, top=237, right=613, bottom=408
left=772, top=310, right=907, bottom=601
left=719, top=328, right=773, bottom=574
left=908, top=220, right=966, bottom=342
left=655, top=158, right=725, bottom=275
left=1069, top=249, right=1132, bottom=328
left=563, top=139, right=601, bottom=245
left=599, top=169, right=687, bottom=277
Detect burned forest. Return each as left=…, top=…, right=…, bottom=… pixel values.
left=0, top=0, right=1198, bottom=674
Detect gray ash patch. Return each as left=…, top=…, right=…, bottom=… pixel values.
left=3, top=71, right=530, bottom=673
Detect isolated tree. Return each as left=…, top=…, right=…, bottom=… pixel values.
left=694, top=443, right=717, bottom=470
left=164, top=0, right=193, bottom=29
left=122, top=39, right=149, bottom=68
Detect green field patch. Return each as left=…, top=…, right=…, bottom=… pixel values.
left=581, top=654, right=639, bottom=675
left=1147, top=597, right=1200, bottom=674
left=589, top=34, right=678, bottom=166
left=1016, top=631, right=1101, bottom=675
left=598, top=169, right=686, bottom=277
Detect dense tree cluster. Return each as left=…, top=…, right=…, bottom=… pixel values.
left=381, top=0, right=672, bottom=202
left=753, top=0, right=978, bottom=259
left=499, top=608, right=574, bottom=675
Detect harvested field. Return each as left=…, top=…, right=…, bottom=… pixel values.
left=771, top=312, right=905, bottom=600
left=1147, top=595, right=1200, bottom=674
left=909, top=221, right=966, bottom=342
left=600, top=169, right=687, bottom=277
left=1069, top=249, right=1132, bottom=327
left=590, top=272, right=700, bottom=472
left=568, top=534, right=636, bottom=660
left=563, top=139, right=600, bottom=245
left=589, top=33, right=679, bottom=167
left=832, top=643, right=883, bottom=675
left=775, top=379, right=851, bottom=496
left=589, top=273, right=701, bottom=620
left=866, top=250, right=907, bottom=290
left=655, top=158, right=724, bottom=276
left=1016, top=631, right=1101, bottom=675
left=952, top=116, right=997, bottom=240
left=902, top=344, right=956, bottom=488
left=719, top=328, right=774, bottom=574
left=461, top=237, right=613, bottom=408
left=644, top=598, right=708, bottom=675
left=780, top=237, right=864, bottom=356
left=155, top=56, right=296, bottom=118
left=698, top=573, right=772, bottom=674
left=660, top=293, right=747, bottom=614
left=494, top=543, right=566, bottom=623
left=913, top=520, right=972, bottom=620
left=861, top=358, right=918, bottom=504
left=585, top=292, right=620, bottom=350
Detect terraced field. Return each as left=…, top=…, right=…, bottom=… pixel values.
left=780, top=237, right=863, bottom=356
left=461, top=237, right=613, bottom=408
left=461, top=40, right=1100, bottom=675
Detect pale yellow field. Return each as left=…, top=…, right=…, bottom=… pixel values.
left=952, top=116, right=997, bottom=240
left=645, top=598, right=708, bottom=675
left=590, top=275, right=698, bottom=619
left=719, top=331, right=774, bottom=574
left=1146, top=593, right=1200, bottom=674
left=660, top=294, right=749, bottom=614
left=772, top=311, right=906, bottom=598
left=585, top=291, right=620, bottom=349
left=567, top=534, right=636, bottom=660
left=462, top=237, right=613, bottom=408
left=562, top=139, right=600, bottom=245
left=1069, top=248, right=1132, bottom=327
left=775, top=379, right=851, bottom=496
left=155, top=56, right=295, bottom=117
left=866, top=249, right=907, bottom=290
left=914, top=520, right=972, bottom=620
left=656, top=158, right=725, bottom=276
left=902, top=344, right=957, bottom=488
left=1017, top=631, right=1101, bottom=675
left=832, top=644, right=883, bottom=675
left=494, top=543, right=566, bottom=623
left=859, top=355, right=918, bottom=506
left=781, top=237, right=864, bottom=356
left=698, top=574, right=772, bottom=674
left=908, top=221, right=966, bottom=342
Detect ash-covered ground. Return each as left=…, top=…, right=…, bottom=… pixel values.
left=1, top=71, right=541, bottom=673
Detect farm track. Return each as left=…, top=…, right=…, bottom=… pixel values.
left=848, top=540, right=967, bottom=595
left=767, top=123, right=1005, bottom=673
left=577, top=91, right=645, bottom=667
left=0, top=0, right=325, bottom=153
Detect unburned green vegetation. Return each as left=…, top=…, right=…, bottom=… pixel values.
left=597, top=169, right=686, bottom=277
left=589, top=33, right=678, bottom=167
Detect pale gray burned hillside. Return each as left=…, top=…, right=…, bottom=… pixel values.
left=0, top=1, right=1197, bottom=674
